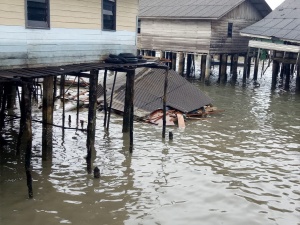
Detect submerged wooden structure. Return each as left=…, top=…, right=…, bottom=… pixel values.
left=138, top=0, right=271, bottom=83
left=241, top=0, right=300, bottom=91
left=0, top=62, right=169, bottom=198
left=0, top=0, right=170, bottom=198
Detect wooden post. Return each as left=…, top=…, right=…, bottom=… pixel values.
left=61, top=75, right=65, bottom=137
left=42, top=76, right=54, bottom=161
left=0, top=85, right=7, bottom=130
left=103, top=69, right=108, bottom=128
left=107, top=71, right=117, bottom=131
left=160, top=50, right=165, bottom=59
left=23, top=81, right=33, bottom=198
left=220, top=54, right=228, bottom=83
left=247, top=56, right=252, bottom=78
left=162, top=68, right=169, bottom=139
left=172, top=52, right=177, bottom=71
left=186, top=54, right=192, bottom=77
left=201, top=55, right=207, bottom=82
left=125, top=69, right=135, bottom=153
left=7, top=84, right=16, bottom=111
left=151, top=51, right=156, bottom=57
left=230, top=54, right=233, bottom=74
left=253, top=48, right=261, bottom=81
left=272, top=60, right=280, bottom=90
left=178, top=52, right=184, bottom=76
left=205, top=54, right=211, bottom=82
left=243, top=54, right=248, bottom=84
left=86, top=70, right=99, bottom=173
left=53, top=76, right=57, bottom=104
left=284, top=63, right=291, bottom=91
left=76, top=76, right=80, bottom=128
left=122, top=71, right=131, bottom=133
left=232, top=54, right=238, bottom=82
left=296, top=64, right=300, bottom=92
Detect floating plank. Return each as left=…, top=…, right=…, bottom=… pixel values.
left=176, top=113, right=185, bottom=128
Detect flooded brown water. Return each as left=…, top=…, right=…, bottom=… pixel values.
left=1, top=66, right=300, bottom=225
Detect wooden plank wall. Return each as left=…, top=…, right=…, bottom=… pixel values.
left=138, top=19, right=211, bottom=53
left=210, top=1, right=263, bottom=54
left=0, top=0, right=138, bottom=69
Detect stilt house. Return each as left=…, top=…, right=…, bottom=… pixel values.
left=138, top=0, right=271, bottom=80
left=138, top=0, right=271, bottom=54
left=0, top=0, right=138, bottom=69
left=240, top=0, right=300, bottom=91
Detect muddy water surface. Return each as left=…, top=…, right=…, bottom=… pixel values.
left=0, top=68, right=300, bottom=225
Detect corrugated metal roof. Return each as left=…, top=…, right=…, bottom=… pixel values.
left=139, top=0, right=271, bottom=19
left=110, top=68, right=213, bottom=116
left=241, top=0, right=300, bottom=43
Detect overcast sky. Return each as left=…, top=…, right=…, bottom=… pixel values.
left=265, top=0, right=285, bottom=9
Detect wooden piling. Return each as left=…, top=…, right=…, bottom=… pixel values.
left=284, top=63, right=291, bottom=91
left=272, top=60, right=280, bottom=90
left=122, top=71, right=131, bottom=133
left=23, top=81, right=33, bottom=198
left=42, top=76, right=54, bottom=161
left=6, top=84, right=16, bottom=111
left=205, top=54, right=212, bottom=82
left=0, top=85, right=7, bottom=130
left=232, top=54, right=238, bottom=82
left=247, top=56, right=252, bottom=79
left=107, top=71, right=117, bottom=130
left=201, top=55, right=207, bottom=82
left=160, top=50, right=165, bottom=59
left=220, top=54, right=228, bottom=83
left=124, top=69, right=135, bottom=153
left=162, top=68, right=169, bottom=139
left=76, top=76, right=80, bottom=128
left=172, top=52, right=177, bottom=71
left=53, top=76, right=57, bottom=106
left=253, top=48, right=261, bottom=81
left=296, top=64, right=300, bottom=92
left=61, top=75, right=65, bottom=136
left=186, top=54, right=192, bottom=77
left=243, top=54, right=248, bottom=84
left=178, top=52, right=184, bottom=76
left=86, top=70, right=99, bottom=173
left=103, top=69, right=108, bottom=128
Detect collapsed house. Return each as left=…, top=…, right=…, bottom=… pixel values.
left=105, top=67, right=215, bottom=126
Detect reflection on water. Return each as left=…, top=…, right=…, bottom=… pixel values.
left=0, top=67, right=300, bottom=225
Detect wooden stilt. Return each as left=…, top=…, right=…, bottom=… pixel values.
left=205, top=54, right=212, bottom=83
left=7, top=84, right=16, bottom=111
left=253, top=48, right=261, bottom=81
left=284, top=63, right=291, bottom=91
left=247, top=56, right=252, bottom=78
left=162, top=68, right=169, bottom=139
left=107, top=71, right=118, bottom=131
left=172, top=52, right=177, bottom=71
left=232, top=54, right=238, bottom=82
left=178, top=52, right=184, bottom=76
left=296, top=64, right=300, bottom=92
left=201, top=55, right=207, bottom=82
left=186, top=54, right=192, bottom=77
left=123, top=71, right=131, bottom=133
left=243, top=50, right=249, bottom=84
left=0, top=85, right=7, bottom=130
left=86, top=70, right=99, bottom=173
left=53, top=76, right=57, bottom=103
left=230, top=54, right=234, bottom=74
left=76, top=76, right=80, bottom=128
left=220, top=54, right=228, bottom=83
left=23, top=81, right=33, bottom=198
left=42, top=76, right=54, bottom=161
left=103, top=69, right=108, bottom=128
left=126, top=69, right=135, bottom=153
left=61, top=75, right=65, bottom=136
left=160, top=50, right=165, bottom=59
left=272, top=60, right=280, bottom=90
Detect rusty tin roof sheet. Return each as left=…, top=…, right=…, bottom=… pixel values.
left=111, top=68, right=213, bottom=115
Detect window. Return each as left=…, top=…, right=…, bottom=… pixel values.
left=137, top=19, right=141, bottom=33
left=227, top=23, right=233, bottom=38
left=103, top=0, right=116, bottom=31
left=26, top=0, right=50, bottom=29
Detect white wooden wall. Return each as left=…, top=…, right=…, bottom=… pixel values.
left=0, top=0, right=138, bottom=69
